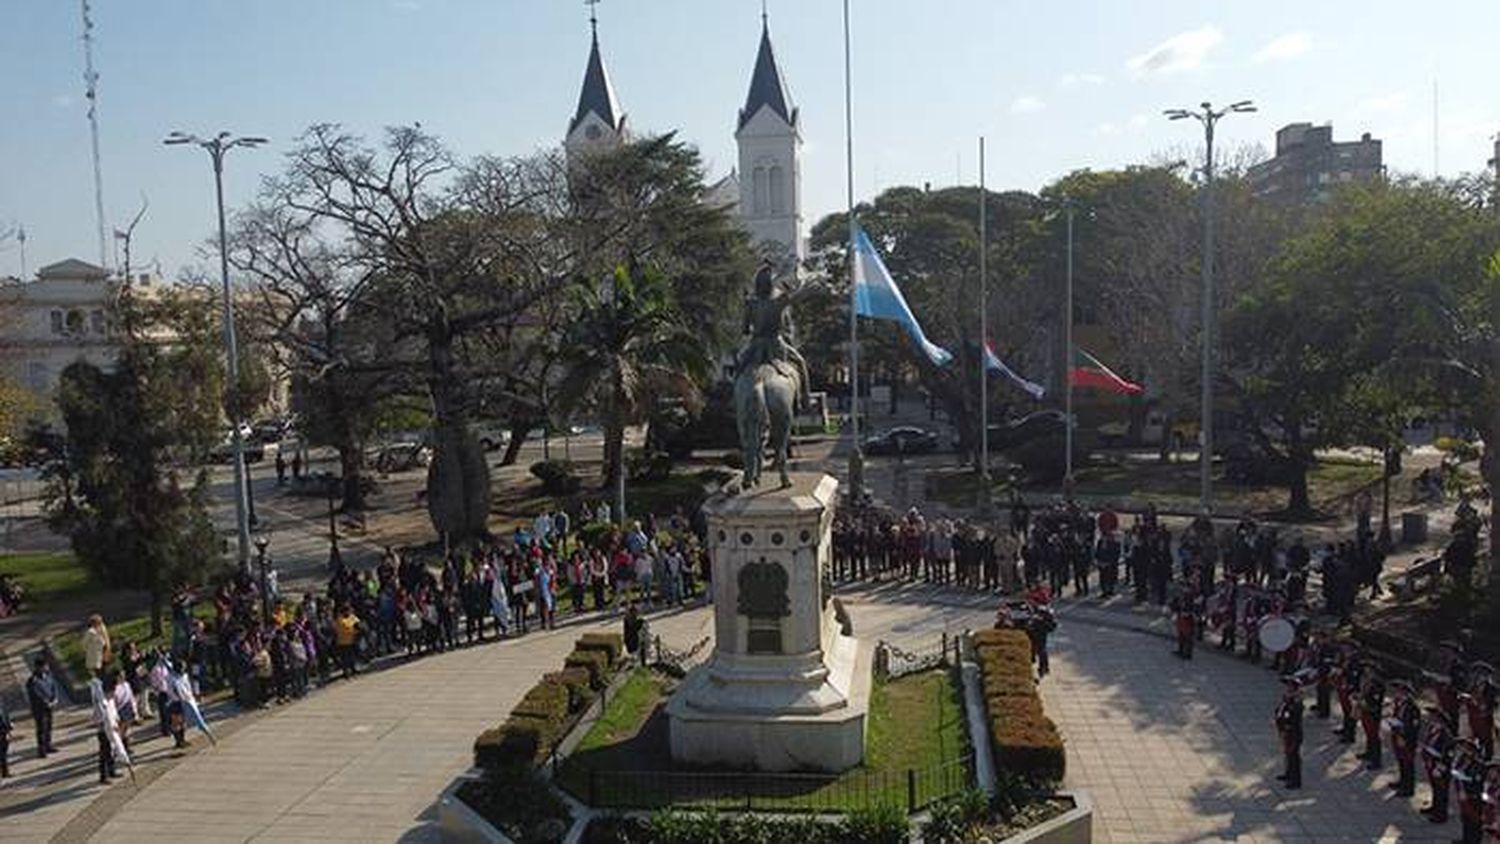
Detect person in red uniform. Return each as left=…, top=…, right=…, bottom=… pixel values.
left=1387, top=679, right=1421, bottom=797
left=1461, top=661, right=1496, bottom=760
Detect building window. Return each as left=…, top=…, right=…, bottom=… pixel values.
left=50, top=310, right=64, bottom=334
left=752, top=166, right=769, bottom=215
left=65, top=309, right=85, bottom=334
left=91, top=310, right=107, bottom=334
left=769, top=165, right=785, bottom=214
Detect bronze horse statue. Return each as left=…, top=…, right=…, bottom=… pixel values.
left=734, top=362, right=799, bottom=489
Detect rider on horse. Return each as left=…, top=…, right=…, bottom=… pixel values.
left=737, top=262, right=811, bottom=407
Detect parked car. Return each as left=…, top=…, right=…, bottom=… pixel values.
left=248, top=419, right=290, bottom=445
left=990, top=410, right=1070, bottom=451
left=209, top=438, right=265, bottom=464
left=374, top=442, right=432, bottom=473
left=863, top=426, right=941, bottom=456
left=473, top=424, right=510, bottom=452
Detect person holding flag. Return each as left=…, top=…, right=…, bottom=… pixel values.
left=89, top=676, right=128, bottom=784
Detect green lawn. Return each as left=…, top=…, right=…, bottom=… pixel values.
left=51, top=602, right=217, bottom=681
left=0, top=552, right=100, bottom=608
left=558, top=667, right=970, bottom=813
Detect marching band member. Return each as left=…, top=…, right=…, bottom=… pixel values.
left=1336, top=648, right=1365, bottom=745
left=1310, top=631, right=1335, bottom=719
left=1455, top=737, right=1487, bottom=843
left=1387, top=679, right=1421, bottom=797
left=1274, top=675, right=1304, bottom=789
left=1461, top=661, right=1497, bottom=760
left=1481, top=760, right=1500, bottom=842
left=1359, top=664, right=1386, bottom=770
left=1423, top=706, right=1457, bottom=824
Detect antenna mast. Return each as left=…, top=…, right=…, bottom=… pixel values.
left=81, top=0, right=107, bottom=269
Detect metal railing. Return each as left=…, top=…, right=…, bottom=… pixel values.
left=562, top=753, right=972, bottom=814
left=875, top=632, right=961, bottom=680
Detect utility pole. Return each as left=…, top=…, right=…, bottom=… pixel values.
left=80, top=0, right=107, bottom=269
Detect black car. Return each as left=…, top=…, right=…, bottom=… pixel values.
left=990, top=410, right=1069, bottom=451
left=863, top=426, right=941, bottom=456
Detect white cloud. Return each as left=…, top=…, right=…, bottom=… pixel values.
left=1357, top=91, right=1409, bottom=113
left=1059, top=72, right=1106, bottom=89
left=1095, top=114, right=1150, bottom=137
left=1252, top=31, right=1313, bottom=63
left=1010, top=95, right=1045, bottom=114
left=1127, top=26, right=1223, bottom=75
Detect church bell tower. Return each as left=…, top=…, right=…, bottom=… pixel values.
left=565, top=4, right=626, bottom=160
left=735, top=11, right=803, bottom=271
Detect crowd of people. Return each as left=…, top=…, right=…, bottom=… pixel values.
left=1, top=502, right=713, bottom=788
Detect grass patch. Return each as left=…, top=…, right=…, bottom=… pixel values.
left=0, top=552, right=100, bottom=608
left=559, top=667, right=970, bottom=813
left=51, top=602, right=217, bottom=681
left=575, top=668, right=663, bottom=754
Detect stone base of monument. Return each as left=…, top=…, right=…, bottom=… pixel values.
left=666, top=472, right=872, bottom=773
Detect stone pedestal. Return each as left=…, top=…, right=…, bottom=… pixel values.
left=667, top=472, right=870, bottom=772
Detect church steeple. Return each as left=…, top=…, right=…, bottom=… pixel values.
left=566, top=3, right=625, bottom=156
left=735, top=6, right=803, bottom=271
left=738, top=16, right=796, bottom=131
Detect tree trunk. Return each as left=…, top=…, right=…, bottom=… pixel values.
left=423, top=322, right=492, bottom=544
left=1158, top=409, right=1175, bottom=465
left=149, top=588, right=164, bottom=638
left=338, top=445, right=367, bottom=512
left=1287, top=465, right=1311, bottom=517
left=499, top=422, right=528, bottom=467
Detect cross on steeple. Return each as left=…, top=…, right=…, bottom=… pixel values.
left=761, top=0, right=768, bottom=25
left=586, top=0, right=600, bottom=35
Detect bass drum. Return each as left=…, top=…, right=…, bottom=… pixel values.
left=1258, top=616, right=1296, bottom=653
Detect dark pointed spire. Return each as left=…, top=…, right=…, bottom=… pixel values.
left=738, top=16, right=795, bottom=131
left=570, top=24, right=622, bottom=135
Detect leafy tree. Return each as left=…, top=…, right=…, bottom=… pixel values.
left=556, top=264, right=711, bottom=521
left=47, top=288, right=225, bottom=634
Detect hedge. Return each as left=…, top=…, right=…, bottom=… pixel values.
left=975, top=628, right=1066, bottom=784
left=512, top=680, right=571, bottom=723
left=565, top=648, right=611, bottom=689
left=473, top=646, right=621, bottom=773
left=576, top=632, right=625, bottom=665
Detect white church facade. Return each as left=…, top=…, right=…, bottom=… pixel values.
left=564, top=15, right=805, bottom=271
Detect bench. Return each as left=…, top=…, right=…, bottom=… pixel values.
left=1392, top=556, right=1443, bottom=601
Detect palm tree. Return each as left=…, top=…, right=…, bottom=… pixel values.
left=557, top=262, right=711, bottom=523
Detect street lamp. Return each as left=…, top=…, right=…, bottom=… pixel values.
left=164, top=131, right=268, bottom=570
left=253, top=534, right=271, bottom=623
left=1163, top=100, right=1256, bottom=516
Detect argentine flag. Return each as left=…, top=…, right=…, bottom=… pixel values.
left=853, top=226, right=954, bottom=366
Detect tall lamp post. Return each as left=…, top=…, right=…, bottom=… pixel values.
left=164, top=131, right=267, bottom=570
left=326, top=475, right=343, bottom=571
left=1163, top=101, right=1255, bottom=516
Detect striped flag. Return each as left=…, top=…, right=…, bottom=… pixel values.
left=984, top=340, right=1046, bottom=399
left=853, top=225, right=953, bottom=366
left=1069, top=348, right=1143, bottom=395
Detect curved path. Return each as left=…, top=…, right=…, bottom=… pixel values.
left=13, top=583, right=1467, bottom=843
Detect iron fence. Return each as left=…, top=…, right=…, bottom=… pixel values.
left=876, top=632, right=961, bottom=680
left=561, top=753, right=971, bottom=814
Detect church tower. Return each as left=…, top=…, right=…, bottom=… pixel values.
left=736, top=12, right=803, bottom=270
left=565, top=10, right=626, bottom=159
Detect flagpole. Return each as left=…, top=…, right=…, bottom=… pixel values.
left=844, top=0, right=862, bottom=497
left=1064, top=200, right=1074, bottom=491
left=978, top=137, right=988, bottom=484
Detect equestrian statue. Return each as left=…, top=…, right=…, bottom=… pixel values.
left=733, top=262, right=814, bottom=490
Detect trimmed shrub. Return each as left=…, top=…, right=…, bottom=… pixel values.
left=974, top=627, right=1066, bottom=785
left=512, top=680, right=571, bottom=724
left=551, top=667, right=598, bottom=712
left=575, top=632, right=625, bottom=665
left=531, top=459, right=581, bottom=495
left=564, top=648, right=611, bottom=689
left=474, top=723, right=543, bottom=771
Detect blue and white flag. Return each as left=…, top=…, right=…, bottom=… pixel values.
left=984, top=340, right=1046, bottom=399
left=853, top=226, right=954, bottom=366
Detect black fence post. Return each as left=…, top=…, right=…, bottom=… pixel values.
left=589, top=768, right=599, bottom=807
left=941, top=632, right=949, bottom=666
left=907, top=768, right=917, bottom=813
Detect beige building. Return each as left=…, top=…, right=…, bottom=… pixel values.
left=0, top=258, right=145, bottom=402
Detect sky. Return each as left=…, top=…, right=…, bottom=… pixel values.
left=2, top=0, right=1498, bottom=281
